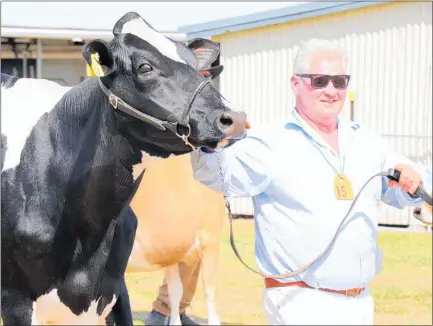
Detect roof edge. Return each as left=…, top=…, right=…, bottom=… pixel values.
left=1, top=26, right=187, bottom=41
left=179, top=1, right=392, bottom=39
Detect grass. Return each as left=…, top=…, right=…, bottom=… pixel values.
left=127, top=219, right=432, bottom=325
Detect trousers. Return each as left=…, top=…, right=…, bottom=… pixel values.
left=152, top=258, right=202, bottom=316
left=263, top=285, right=374, bottom=325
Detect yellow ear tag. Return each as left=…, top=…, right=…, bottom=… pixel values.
left=334, top=174, right=354, bottom=200
left=90, top=53, right=105, bottom=77
left=86, top=64, right=96, bottom=77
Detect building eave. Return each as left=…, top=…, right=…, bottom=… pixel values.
left=179, top=1, right=393, bottom=39
left=1, top=26, right=187, bottom=42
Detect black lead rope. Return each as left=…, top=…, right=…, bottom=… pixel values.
left=217, top=163, right=432, bottom=280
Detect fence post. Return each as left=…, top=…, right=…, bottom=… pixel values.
left=348, top=91, right=356, bottom=121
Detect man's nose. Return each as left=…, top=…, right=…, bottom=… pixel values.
left=217, top=110, right=249, bottom=139
left=324, top=81, right=338, bottom=95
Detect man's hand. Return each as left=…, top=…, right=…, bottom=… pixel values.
left=388, top=164, right=422, bottom=194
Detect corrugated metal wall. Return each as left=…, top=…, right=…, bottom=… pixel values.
left=42, top=59, right=87, bottom=86
left=214, top=1, right=432, bottom=225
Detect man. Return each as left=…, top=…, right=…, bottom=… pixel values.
left=189, top=38, right=432, bottom=325
left=145, top=63, right=224, bottom=326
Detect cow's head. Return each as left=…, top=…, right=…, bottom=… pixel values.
left=82, top=12, right=248, bottom=156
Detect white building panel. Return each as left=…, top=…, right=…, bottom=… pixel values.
left=216, top=2, right=432, bottom=225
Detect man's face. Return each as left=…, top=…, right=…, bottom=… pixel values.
left=291, top=52, right=349, bottom=125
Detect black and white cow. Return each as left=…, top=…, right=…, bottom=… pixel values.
left=1, top=12, right=247, bottom=326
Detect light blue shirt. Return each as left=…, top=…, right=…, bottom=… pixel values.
left=190, top=108, right=432, bottom=290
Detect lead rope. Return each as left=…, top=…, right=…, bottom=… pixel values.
left=215, top=149, right=388, bottom=280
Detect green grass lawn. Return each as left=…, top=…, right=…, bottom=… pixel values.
left=127, top=219, right=432, bottom=325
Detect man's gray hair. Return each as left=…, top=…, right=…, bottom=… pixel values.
left=293, top=38, right=348, bottom=74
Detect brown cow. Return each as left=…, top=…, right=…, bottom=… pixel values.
left=127, top=152, right=227, bottom=325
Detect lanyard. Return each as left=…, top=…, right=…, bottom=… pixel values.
left=291, top=109, right=345, bottom=176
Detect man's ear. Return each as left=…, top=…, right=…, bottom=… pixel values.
left=290, top=74, right=300, bottom=94
left=82, top=40, right=115, bottom=77
left=186, top=38, right=220, bottom=70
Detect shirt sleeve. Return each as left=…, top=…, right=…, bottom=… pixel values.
left=190, top=134, right=276, bottom=198
left=376, top=133, right=432, bottom=209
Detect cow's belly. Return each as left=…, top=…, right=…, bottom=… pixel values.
left=33, top=289, right=117, bottom=325
left=126, top=233, right=201, bottom=273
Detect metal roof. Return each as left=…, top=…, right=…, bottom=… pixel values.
left=1, top=26, right=187, bottom=42
left=178, top=1, right=392, bottom=39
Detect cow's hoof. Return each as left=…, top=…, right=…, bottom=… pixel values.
left=145, top=310, right=169, bottom=325
left=180, top=313, right=200, bottom=325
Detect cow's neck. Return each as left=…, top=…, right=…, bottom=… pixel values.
left=48, top=78, right=144, bottom=241
left=33, top=78, right=149, bottom=308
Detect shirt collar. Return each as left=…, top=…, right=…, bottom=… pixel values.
left=284, top=108, right=359, bottom=156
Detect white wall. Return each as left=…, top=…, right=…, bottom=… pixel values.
left=42, top=59, right=86, bottom=86
left=215, top=1, right=432, bottom=225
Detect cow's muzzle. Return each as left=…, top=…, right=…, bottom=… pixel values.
left=218, top=111, right=249, bottom=140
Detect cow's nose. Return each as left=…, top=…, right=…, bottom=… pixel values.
left=217, top=111, right=248, bottom=139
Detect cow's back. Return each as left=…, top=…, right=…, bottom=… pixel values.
left=1, top=75, right=71, bottom=171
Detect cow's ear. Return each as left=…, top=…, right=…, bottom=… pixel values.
left=186, top=38, right=220, bottom=71
left=82, top=40, right=114, bottom=77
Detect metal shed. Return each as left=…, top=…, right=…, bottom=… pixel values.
left=1, top=26, right=185, bottom=85
left=180, top=1, right=432, bottom=226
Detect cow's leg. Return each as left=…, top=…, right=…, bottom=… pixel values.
left=105, top=277, right=133, bottom=326
left=200, top=244, right=221, bottom=325
left=1, top=288, right=33, bottom=325
left=165, top=265, right=183, bottom=326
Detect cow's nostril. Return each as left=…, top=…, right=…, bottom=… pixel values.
left=219, top=114, right=233, bottom=127
left=217, top=110, right=247, bottom=140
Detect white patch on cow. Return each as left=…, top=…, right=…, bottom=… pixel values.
left=1, top=78, right=71, bottom=171
left=31, top=302, right=39, bottom=325
left=132, top=150, right=174, bottom=181
left=33, top=288, right=117, bottom=325
left=205, top=285, right=221, bottom=325
left=121, top=18, right=186, bottom=64
left=187, top=235, right=200, bottom=255
left=165, top=265, right=183, bottom=325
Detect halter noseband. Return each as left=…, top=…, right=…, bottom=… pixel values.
left=97, top=77, right=211, bottom=150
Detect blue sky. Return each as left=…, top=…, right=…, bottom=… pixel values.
left=2, top=2, right=307, bottom=32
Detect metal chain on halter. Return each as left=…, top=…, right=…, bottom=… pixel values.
left=215, top=149, right=233, bottom=222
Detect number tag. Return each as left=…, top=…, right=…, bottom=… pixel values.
left=334, top=174, right=354, bottom=200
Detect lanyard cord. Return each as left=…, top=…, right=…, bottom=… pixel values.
left=291, top=110, right=345, bottom=176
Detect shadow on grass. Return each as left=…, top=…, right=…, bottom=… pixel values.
left=132, top=311, right=238, bottom=325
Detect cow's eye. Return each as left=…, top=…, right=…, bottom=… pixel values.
left=138, top=63, right=152, bottom=73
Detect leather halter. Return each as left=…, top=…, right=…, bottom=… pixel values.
left=97, top=77, right=211, bottom=150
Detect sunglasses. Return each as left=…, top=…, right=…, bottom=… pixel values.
left=297, top=74, right=350, bottom=90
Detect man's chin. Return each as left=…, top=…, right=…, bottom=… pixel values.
left=320, top=102, right=343, bottom=112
